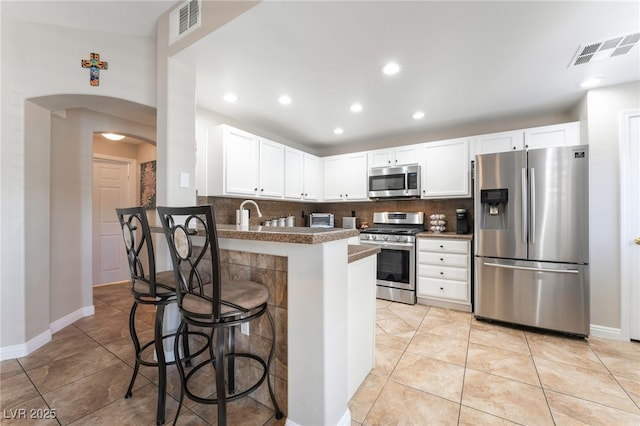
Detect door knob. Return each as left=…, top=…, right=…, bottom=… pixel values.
left=635, top=237, right=640, bottom=245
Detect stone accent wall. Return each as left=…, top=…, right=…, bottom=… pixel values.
left=200, top=195, right=474, bottom=233
left=219, top=249, right=288, bottom=416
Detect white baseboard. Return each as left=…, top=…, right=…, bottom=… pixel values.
left=50, top=305, right=95, bottom=333
left=0, top=304, right=95, bottom=361
left=590, top=324, right=623, bottom=340
left=0, top=329, right=51, bottom=361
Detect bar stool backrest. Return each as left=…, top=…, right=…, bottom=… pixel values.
left=116, top=206, right=159, bottom=298
left=157, top=205, right=224, bottom=320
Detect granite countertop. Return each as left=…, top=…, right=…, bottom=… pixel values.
left=415, top=231, right=473, bottom=240
left=151, top=225, right=359, bottom=244
left=348, top=245, right=380, bottom=263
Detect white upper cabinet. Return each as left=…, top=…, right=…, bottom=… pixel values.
left=303, top=153, right=321, bottom=200
left=471, top=122, right=581, bottom=159
left=368, top=145, right=422, bottom=168
left=471, top=130, right=524, bottom=158
left=324, top=152, right=368, bottom=201
left=524, top=122, right=580, bottom=150
left=224, top=126, right=260, bottom=196
left=197, top=124, right=285, bottom=198
left=258, top=138, right=285, bottom=198
left=284, top=147, right=321, bottom=201
left=422, top=138, right=471, bottom=199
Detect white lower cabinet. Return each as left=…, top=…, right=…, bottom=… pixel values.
left=417, top=237, right=472, bottom=312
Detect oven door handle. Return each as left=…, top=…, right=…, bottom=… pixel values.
left=360, top=241, right=415, bottom=249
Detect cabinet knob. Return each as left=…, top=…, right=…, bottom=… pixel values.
left=440, top=258, right=444, bottom=261
left=388, top=160, right=391, bottom=164
left=254, top=187, right=258, bottom=191
left=304, top=193, right=308, bottom=196
left=439, top=245, right=444, bottom=248
left=345, top=194, right=348, bottom=198
left=301, top=193, right=304, bottom=196
left=261, top=188, right=264, bottom=192
left=439, top=287, right=444, bottom=290
left=439, top=272, right=444, bottom=275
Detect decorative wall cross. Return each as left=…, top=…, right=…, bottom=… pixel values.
left=81, top=52, right=108, bottom=86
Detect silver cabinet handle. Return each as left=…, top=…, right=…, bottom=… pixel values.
left=483, top=262, right=579, bottom=274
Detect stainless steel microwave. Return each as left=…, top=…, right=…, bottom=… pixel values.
left=368, top=164, right=421, bottom=199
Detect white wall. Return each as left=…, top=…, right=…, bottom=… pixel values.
left=585, top=81, right=640, bottom=332
left=1, top=16, right=156, bottom=355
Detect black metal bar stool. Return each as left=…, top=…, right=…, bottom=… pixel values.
left=116, top=206, right=207, bottom=425
left=157, top=204, right=283, bottom=426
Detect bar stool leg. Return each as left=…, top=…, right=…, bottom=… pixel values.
left=266, top=309, right=283, bottom=419
left=172, top=321, right=187, bottom=426
left=125, top=302, right=140, bottom=399
left=215, top=327, right=227, bottom=426
left=227, top=326, right=235, bottom=394
left=155, top=304, right=167, bottom=425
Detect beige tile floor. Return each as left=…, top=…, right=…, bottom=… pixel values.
left=0, top=283, right=283, bottom=426
left=2, top=284, right=639, bottom=425
left=350, top=299, right=640, bottom=425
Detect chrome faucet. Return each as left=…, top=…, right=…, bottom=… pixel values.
left=236, top=200, right=263, bottom=226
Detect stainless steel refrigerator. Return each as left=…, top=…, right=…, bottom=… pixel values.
left=474, top=146, right=589, bottom=336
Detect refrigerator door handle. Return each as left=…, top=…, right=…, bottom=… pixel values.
left=521, top=168, right=527, bottom=243
left=530, top=167, right=536, bottom=244
left=483, top=262, right=579, bottom=274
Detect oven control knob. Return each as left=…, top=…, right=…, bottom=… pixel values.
left=382, top=235, right=388, bottom=241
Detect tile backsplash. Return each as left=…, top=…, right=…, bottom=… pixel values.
left=199, top=196, right=474, bottom=233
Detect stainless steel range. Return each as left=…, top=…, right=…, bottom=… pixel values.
left=359, top=212, right=425, bottom=305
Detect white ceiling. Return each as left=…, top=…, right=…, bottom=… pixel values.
left=3, top=1, right=640, bottom=151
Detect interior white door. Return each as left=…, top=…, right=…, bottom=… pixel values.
left=621, top=110, right=640, bottom=341
left=93, top=158, right=133, bottom=285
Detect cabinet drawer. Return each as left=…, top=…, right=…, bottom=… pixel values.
left=419, top=252, right=468, bottom=268
left=419, top=239, right=468, bottom=254
left=419, top=264, right=468, bottom=281
left=418, top=277, right=468, bottom=301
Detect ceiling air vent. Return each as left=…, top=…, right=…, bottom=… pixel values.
left=169, top=0, right=201, bottom=45
left=569, top=32, right=640, bottom=67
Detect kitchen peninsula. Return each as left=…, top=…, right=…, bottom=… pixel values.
left=156, top=223, right=377, bottom=425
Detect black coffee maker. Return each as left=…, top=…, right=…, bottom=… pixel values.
left=456, top=209, right=470, bottom=234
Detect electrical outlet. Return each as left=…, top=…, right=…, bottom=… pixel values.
left=241, top=322, right=250, bottom=335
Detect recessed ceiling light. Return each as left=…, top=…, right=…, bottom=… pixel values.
left=412, top=111, right=425, bottom=120
left=334, top=127, right=344, bottom=135
left=223, top=93, right=238, bottom=103
left=579, top=77, right=604, bottom=88
left=102, top=133, right=125, bottom=141
left=382, top=62, right=400, bottom=76
left=350, top=103, right=363, bottom=113
left=278, top=95, right=292, bottom=105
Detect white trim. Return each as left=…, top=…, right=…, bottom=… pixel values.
left=0, top=330, right=51, bottom=361
left=50, top=305, right=95, bottom=333
left=0, top=305, right=95, bottom=361
left=590, top=324, right=623, bottom=341
left=618, top=108, right=640, bottom=341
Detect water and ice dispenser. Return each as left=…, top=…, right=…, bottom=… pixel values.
left=480, top=188, right=509, bottom=230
